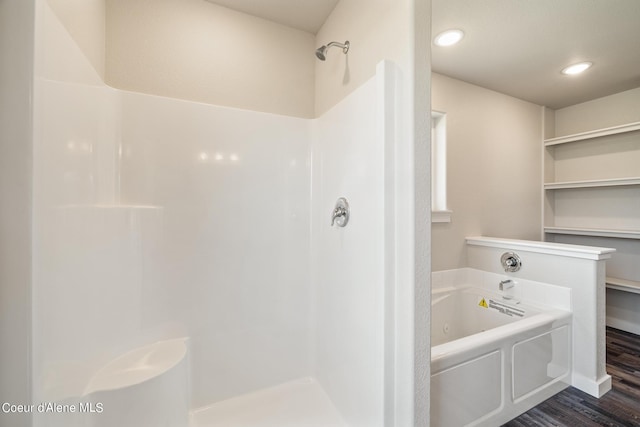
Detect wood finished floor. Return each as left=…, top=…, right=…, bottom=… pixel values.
left=503, top=327, right=640, bottom=427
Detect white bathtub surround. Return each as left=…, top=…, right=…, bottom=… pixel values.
left=430, top=284, right=571, bottom=426
left=465, top=236, right=615, bottom=398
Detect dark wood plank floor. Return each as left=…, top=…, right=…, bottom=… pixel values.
left=503, top=327, right=640, bottom=427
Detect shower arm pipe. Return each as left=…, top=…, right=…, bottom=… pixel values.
left=326, top=41, right=350, bottom=54
left=315, top=40, right=350, bottom=61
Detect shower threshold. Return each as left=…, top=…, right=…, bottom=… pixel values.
left=190, top=377, right=348, bottom=427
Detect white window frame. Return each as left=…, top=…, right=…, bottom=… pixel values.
left=431, top=111, right=452, bottom=223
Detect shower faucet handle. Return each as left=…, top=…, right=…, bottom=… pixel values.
left=501, top=252, right=522, bottom=272
left=330, top=198, right=350, bottom=227
left=331, top=207, right=346, bottom=225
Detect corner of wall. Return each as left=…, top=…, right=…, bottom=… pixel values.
left=44, top=0, right=106, bottom=80
left=543, top=106, right=555, bottom=139
left=0, top=0, right=35, bottom=425
left=431, top=73, right=544, bottom=272
left=38, top=0, right=105, bottom=85
left=105, top=0, right=315, bottom=118
left=314, top=0, right=405, bottom=117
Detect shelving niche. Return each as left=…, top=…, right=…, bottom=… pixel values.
left=543, top=121, right=640, bottom=299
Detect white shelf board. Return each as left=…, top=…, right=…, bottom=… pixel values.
left=544, top=177, right=640, bottom=190
left=606, top=277, right=640, bottom=295
left=544, top=226, right=640, bottom=240
left=544, top=121, right=640, bottom=146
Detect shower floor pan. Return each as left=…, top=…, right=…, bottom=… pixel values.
left=190, top=377, right=348, bottom=427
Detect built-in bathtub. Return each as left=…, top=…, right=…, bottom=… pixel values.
left=430, top=283, right=572, bottom=427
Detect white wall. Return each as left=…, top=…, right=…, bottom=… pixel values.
left=431, top=73, right=543, bottom=272
left=0, top=1, right=34, bottom=426
left=105, top=0, right=316, bottom=118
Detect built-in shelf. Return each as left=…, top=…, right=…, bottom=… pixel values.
left=544, top=121, right=640, bottom=146
left=606, top=277, right=640, bottom=295
left=544, top=226, right=640, bottom=240
left=544, top=177, right=640, bottom=190
left=543, top=118, right=640, bottom=315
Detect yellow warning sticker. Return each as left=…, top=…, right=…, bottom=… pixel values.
left=478, top=298, right=489, bottom=308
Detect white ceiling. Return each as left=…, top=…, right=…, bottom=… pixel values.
left=205, top=0, right=339, bottom=34
left=206, top=0, right=640, bottom=109
left=432, top=0, right=640, bottom=109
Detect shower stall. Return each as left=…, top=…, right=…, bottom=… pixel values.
left=0, top=0, right=431, bottom=426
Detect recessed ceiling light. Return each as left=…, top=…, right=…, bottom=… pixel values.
left=434, top=29, right=464, bottom=47
left=561, top=62, right=593, bottom=75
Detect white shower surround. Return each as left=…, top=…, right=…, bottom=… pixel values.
left=32, top=2, right=400, bottom=426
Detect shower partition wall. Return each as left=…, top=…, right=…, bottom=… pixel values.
left=311, top=62, right=396, bottom=426
left=30, top=2, right=401, bottom=426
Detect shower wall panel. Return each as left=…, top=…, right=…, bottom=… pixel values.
left=311, top=71, right=387, bottom=427
left=32, top=3, right=168, bottom=412
left=118, top=92, right=313, bottom=407
left=34, top=0, right=313, bottom=411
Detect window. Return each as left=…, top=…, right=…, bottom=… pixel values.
left=432, top=111, right=451, bottom=223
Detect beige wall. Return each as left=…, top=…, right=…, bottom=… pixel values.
left=431, top=73, right=542, bottom=271
left=554, top=86, right=640, bottom=136
left=46, top=0, right=105, bottom=78
left=314, top=0, right=412, bottom=116
left=46, top=0, right=423, bottom=119
left=0, top=1, right=34, bottom=426
left=105, top=0, right=315, bottom=118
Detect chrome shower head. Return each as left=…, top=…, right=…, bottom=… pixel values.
left=315, top=40, right=350, bottom=61
left=315, top=46, right=328, bottom=61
